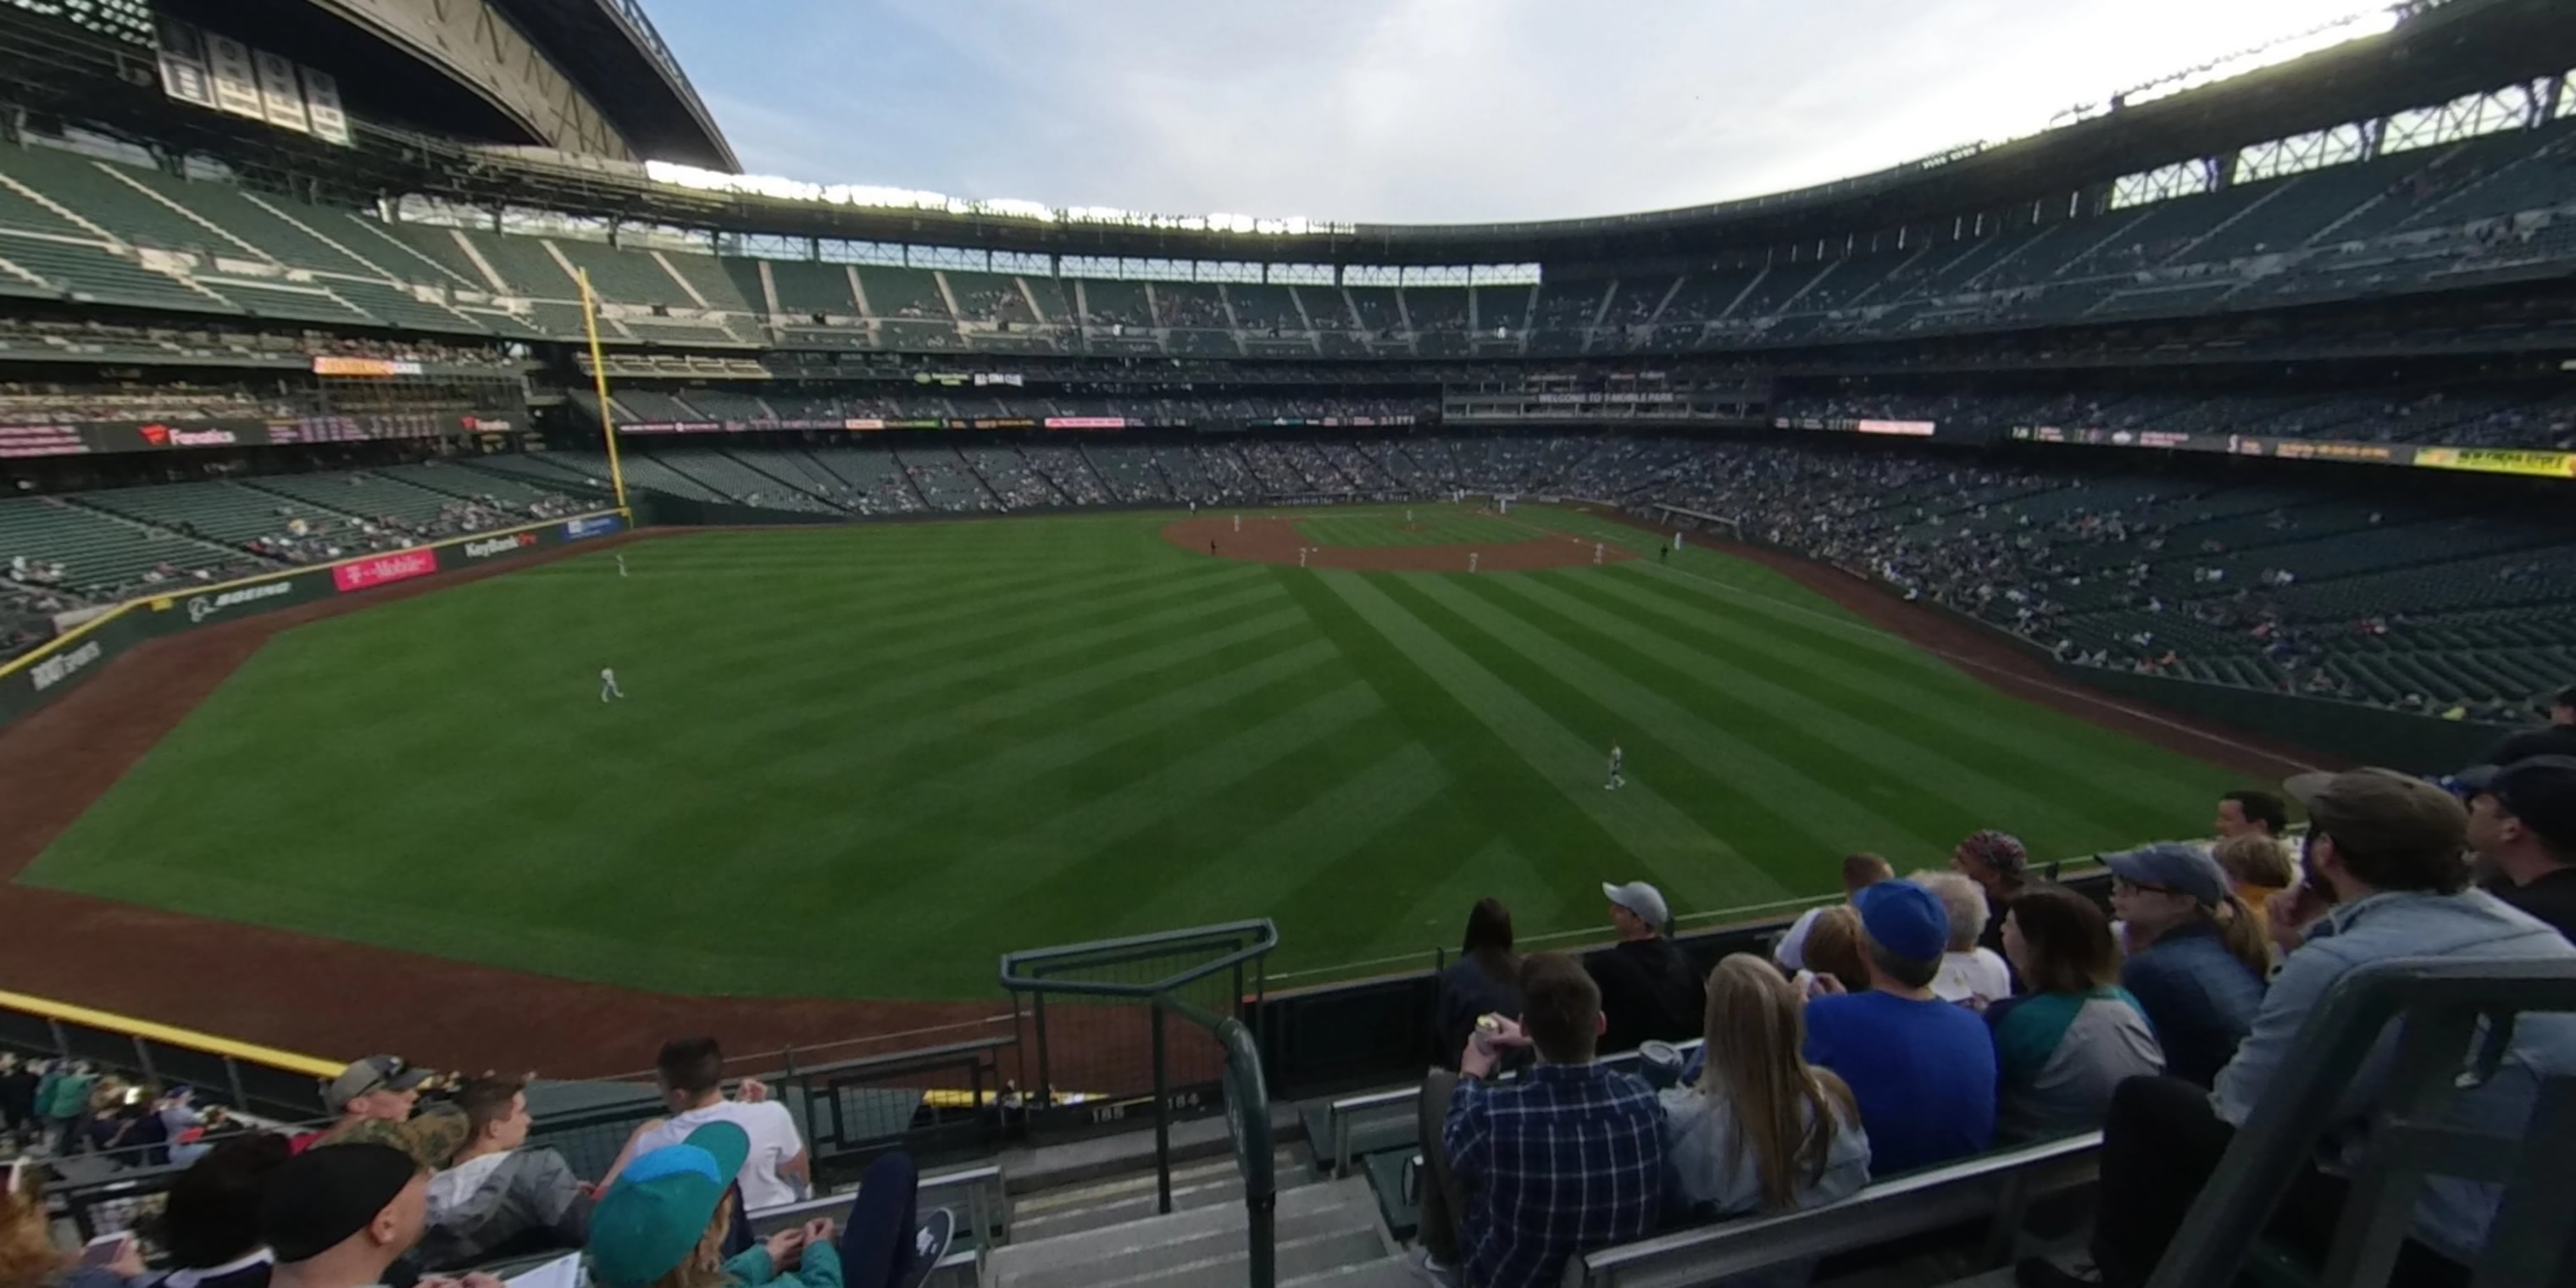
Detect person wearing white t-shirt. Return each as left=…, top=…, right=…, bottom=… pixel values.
left=602, top=1038, right=809, bottom=1212
left=1913, top=870, right=2013, bottom=1004
left=1774, top=853, right=1894, bottom=972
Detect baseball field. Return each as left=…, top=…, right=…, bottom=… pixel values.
left=16, top=504, right=2268, bottom=1007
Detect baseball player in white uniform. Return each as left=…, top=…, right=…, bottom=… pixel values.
left=1605, top=744, right=1624, bottom=791
left=600, top=667, right=625, bottom=702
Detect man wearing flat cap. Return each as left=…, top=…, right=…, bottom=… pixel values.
left=2024, top=767, right=2576, bottom=1288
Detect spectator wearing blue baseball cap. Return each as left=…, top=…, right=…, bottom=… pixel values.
left=1801, top=880, right=1997, bottom=1174
left=589, top=1124, right=952, bottom=1288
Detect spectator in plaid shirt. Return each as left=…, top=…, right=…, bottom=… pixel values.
left=1412, top=952, right=1665, bottom=1287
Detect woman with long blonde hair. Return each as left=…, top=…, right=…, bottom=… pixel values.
left=1660, top=955, right=1870, bottom=1220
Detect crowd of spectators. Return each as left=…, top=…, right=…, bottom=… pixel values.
left=1408, top=739, right=2576, bottom=1288
left=0, top=319, right=520, bottom=372
left=2, top=1037, right=955, bottom=1288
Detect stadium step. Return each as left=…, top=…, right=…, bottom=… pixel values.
left=1006, top=1147, right=1307, bottom=1242
left=986, top=1174, right=1398, bottom=1288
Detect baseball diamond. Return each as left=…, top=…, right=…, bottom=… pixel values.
left=10, top=505, right=2256, bottom=1018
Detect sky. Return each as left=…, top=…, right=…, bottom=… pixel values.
left=643, top=0, right=2394, bottom=225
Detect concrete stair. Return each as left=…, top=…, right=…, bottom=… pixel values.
left=986, top=1174, right=1405, bottom=1288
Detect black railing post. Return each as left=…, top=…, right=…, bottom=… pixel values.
left=1248, top=1189, right=1277, bottom=1288
left=1032, top=991, right=1052, bottom=1108
left=1152, top=1003, right=1173, bottom=1214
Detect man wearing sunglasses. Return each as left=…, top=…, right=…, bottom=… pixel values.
left=303, top=1056, right=467, bottom=1171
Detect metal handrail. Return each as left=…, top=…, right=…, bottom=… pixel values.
left=1568, top=1131, right=2102, bottom=1285
left=997, top=919, right=1279, bottom=996
left=2146, top=957, right=2576, bottom=1288
left=998, top=922, right=1281, bottom=1287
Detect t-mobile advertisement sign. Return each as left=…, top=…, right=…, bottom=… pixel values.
left=332, top=548, right=440, bottom=592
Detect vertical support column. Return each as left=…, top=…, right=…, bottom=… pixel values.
left=1151, top=1006, right=1173, bottom=1215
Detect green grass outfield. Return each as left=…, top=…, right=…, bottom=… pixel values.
left=20, top=505, right=2249, bottom=1000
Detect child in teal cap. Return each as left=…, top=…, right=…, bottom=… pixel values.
left=588, top=1124, right=949, bottom=1288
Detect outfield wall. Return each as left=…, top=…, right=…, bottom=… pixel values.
left=0, top=511, right=627, bottom=730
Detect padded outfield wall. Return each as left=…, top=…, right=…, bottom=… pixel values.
left=0, top=511, right=627, bottom=729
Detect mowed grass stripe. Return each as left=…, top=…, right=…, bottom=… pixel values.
left=1413, top=572, right=1931, bottom=880
left=1578, top=566, right=2229, bottom=808
left=636, top=562, right=1257, bottom=676
left=1309, top=571, right=1740, bottom=904
left=35, top=588, right=1311, bottom=894
left=1376, top=574, right=1796, bottom=908
left=469, top=625, right=1346, bottom=929
left=47, top=641, right=1363, bottom=994
left=1276, top=571, right=1624, bottom=920
left=881, top=683, right=1393, bottom=963
left=677, top=581, right=1300, bottom=758
left=1480, top=572, right=2118, bottom=853
left=1002, top=713, right=1438, bottom=952
left=1114, top=741, right=1453, bottom=936
left=616, top=625, right=1342, bottom=862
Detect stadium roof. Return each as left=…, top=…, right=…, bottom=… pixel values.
left=143, top=0, right=734, bottom=169
left=480, top=0, right=736, bottom=170
left=3, top=0, right=2568, bottom=268
left=580, top=0, right=2576, bottom=264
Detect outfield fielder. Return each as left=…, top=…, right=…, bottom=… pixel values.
left=599, top=667, right=625, bottom=702
left=615, top=552, right=628, bottom=578
left=1605, top=743, right=1624, bottom=791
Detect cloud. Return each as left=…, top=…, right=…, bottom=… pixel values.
left=645, top=0, right=2394, bottom=224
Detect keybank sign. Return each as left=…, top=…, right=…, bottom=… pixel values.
left=185, top=580, right=294, bottom=623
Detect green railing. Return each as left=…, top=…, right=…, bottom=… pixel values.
left=999, top=920, right=1280, bottom=1284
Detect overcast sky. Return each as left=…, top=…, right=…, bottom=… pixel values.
left=645, top=0, right=2390, bottom=225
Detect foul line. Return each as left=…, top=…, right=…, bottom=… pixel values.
left=1512, top=510, right=2322, bottom=776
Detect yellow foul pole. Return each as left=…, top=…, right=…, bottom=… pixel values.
left=576, top=268, right=630, bottom=516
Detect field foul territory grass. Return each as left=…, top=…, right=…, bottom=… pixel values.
left=19, top=506, right=2251, bottom=1000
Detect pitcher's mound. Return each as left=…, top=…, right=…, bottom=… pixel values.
left=1163, top=516, right=1633, bottom=572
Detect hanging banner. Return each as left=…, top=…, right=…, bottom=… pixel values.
left=203, top=35, right=265, bottom=119
left=253, top=50, right=310, bottom=133
left=153, top=18, right=217, bottom=110
left=301, top=69, right=352, bottom=146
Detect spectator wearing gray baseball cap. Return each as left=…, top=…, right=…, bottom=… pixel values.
left=2462, top=755, right=2576, bottom=939
left=1584, top=881, right=1705, bottom=1055
left=2027, top=767, right=2576, bottom=1288
left=2107, top=843, right=2267, bottom=1088
left=300, top=1056, right=466, bottom=1173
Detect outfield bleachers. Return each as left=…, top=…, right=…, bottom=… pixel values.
left=0, top=495, right=255, bottom=594
left=807, top=447, right=927, bottom=515
left=654, top=447, right=840, bottom=513
left=894, top=447, right=996, bottom=512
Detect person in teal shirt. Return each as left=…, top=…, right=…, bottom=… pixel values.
left=1986, top=886, right=2164, bottom=1140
